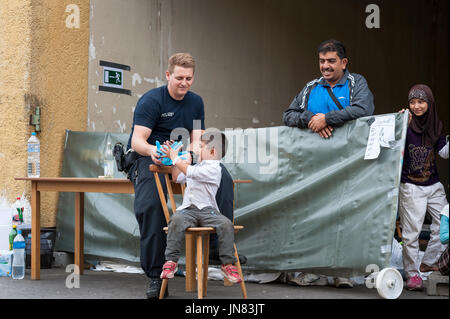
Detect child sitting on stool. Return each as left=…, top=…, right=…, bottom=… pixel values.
left=159, top=132, right=242, bottom=284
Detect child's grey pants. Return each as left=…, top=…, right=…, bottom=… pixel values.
left=399, top=182, right=448, bottom=278
left=165, top=205, right=237, bottom=265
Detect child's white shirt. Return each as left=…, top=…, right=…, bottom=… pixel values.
left=176, top=160, right=222, bottom=212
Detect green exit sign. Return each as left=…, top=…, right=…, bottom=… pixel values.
left=103, top=67, right=123, bottom=88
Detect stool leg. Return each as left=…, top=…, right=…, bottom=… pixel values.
left=159, top=279, right=168, bottom=299
left=196, top=234, right=204, bottom=299
left=202, top=233, right=210, bottom=297
left=224, top=277, right=233, bottom=286
left=185, top=233, right=196, bottom=292
left=234, top=244, right=247, bottom=299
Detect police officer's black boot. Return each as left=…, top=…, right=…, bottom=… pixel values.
left=146, top=277, right=168, bottom=299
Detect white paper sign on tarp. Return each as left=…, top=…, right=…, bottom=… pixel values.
left=364, top=115, right=396, bottom=160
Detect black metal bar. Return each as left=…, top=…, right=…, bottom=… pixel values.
left=98, top=86, right=132, bottom=95
left=99, top=60, right=131, bottom=71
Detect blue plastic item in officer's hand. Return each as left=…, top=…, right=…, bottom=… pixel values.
left=155, top=140, right=188, bottom=166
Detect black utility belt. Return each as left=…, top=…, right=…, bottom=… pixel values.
left=113, top=142, right=140, bottom=174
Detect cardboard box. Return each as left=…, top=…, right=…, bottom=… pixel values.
left=0, top=250, right=13, bottom=277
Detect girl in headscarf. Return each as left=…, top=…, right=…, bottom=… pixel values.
left=399, top=84, right=448, bottom=291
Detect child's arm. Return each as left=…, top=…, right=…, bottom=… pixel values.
left=161, top=142, right=221, bottom=185
left=171, top=164, right=184, bottom=183
left=160, top=143, right=191, bottom=178
left=173, top=157, right=190, bottom=176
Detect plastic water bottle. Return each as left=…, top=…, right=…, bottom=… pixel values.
left=12, top=230, right=25, bottom=279
left=103, top=142, right=114, bottom=177
left=27, top=132, right=40, bottom=177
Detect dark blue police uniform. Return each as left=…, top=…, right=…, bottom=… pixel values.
left=127, top=85, right=205, bottom=278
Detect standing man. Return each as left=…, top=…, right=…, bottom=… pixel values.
left=282, top=40, right=375, bottom=288
left=283, top=39, right=374, bottom=139
left=127, top=53, right=205, bottom=298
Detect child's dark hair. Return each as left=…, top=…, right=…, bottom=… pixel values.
left=201, top=132, right=228, bottom=159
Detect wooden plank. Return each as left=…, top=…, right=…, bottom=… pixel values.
left=235, top=244, right=248, bottom=299
left=159, top=279, right=168, bottom=299
left=196, top=235, right=204, bottom=299
left=153, top=173, right=171, bottom=223
left=31, top=181, right=40, bottom=280
left=202, top=233, right=210, bottom=297
left=15, top=177, right=134, bottom=193
left=165, top=174, right=177, bottom=214
left=185, top=233, right=196, bottom=292
left=74, top=192, right=84, bottom=275
left=38, top=181, right=133, bottom=193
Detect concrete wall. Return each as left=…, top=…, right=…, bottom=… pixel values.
left=88, top=0, right=450, bottom=131
left=87, top=0, right=163, bottom=133
left=0, top=0, right=89, bottom=227
left=88, top=0, right=448, bottom=189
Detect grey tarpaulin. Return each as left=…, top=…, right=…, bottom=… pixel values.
left=54, top=112, right=407, bottom=277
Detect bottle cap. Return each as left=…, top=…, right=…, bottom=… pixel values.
left=12, top=225, right=16, bottom=229
left=16, top=197, right=20, bottom=200
left=17, top=230, right=22, bottom=234
left=32, top=132, right=36, bottom=136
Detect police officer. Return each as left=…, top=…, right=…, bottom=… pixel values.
left=127, top=53, right=205, bottom=298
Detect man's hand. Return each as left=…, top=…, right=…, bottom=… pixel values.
left=149, top=144, right=162, bottom=165
left=308, top=113, right=328, bottom=132
left=318, top=126, right=334, bottom=139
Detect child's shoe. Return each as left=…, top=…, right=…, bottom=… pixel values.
left=406, top=275, right=423, bottom=291
left=221, top=264, right=242, bottom=283
left=160, top=261, right=178, bottom=279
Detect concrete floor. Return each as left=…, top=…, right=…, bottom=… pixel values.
left=0, top=267, right=445, bottom=300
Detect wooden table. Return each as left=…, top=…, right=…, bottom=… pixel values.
left=15, top=176, right=252, bottom=281
left=14, top=177, right=134, bottom=280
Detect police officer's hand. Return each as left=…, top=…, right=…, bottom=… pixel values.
left=150, top=145, right=162, bottom=165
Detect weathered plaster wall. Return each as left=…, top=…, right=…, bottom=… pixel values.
left=0, top=0, right=89, bottom=227
left=0, top=0, right=33, bottom=207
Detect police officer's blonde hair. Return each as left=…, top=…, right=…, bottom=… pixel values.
left=167, top=53, right=195, bottom=74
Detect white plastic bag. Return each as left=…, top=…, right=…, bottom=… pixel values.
left=389, top=238, right=403, bottom=270
left=0, top=191, right=12, bottom=251
left=0, top=191, right=11, bottom=226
